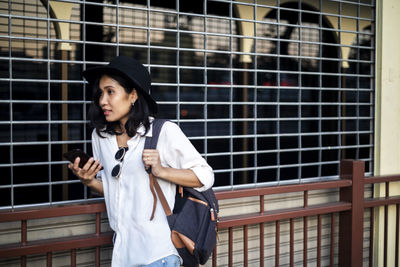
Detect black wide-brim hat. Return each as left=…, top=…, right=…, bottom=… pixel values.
left=82, top=56, right=158, bottom=114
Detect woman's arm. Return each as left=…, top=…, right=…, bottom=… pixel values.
left=143, top=149, right=202, bottom=187
left=144, top=121, right=214, bottom=190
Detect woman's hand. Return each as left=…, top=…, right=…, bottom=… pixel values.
left=142, top=149, right=164, bottom=177
left=68, top=157, right=102, bottom=187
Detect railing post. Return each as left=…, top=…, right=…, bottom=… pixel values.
left=339, top=160, right=365, bottom=267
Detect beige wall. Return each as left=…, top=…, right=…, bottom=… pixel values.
left=374, top=0, right=400, bottom=266
left=375, top=0, right=400, bottom=175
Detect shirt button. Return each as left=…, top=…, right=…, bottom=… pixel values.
left=161, top=259, right=165, bottom=263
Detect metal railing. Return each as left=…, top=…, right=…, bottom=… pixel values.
left=1, top=160, right=398, bottom=266
left=0, top=203, right=112, bottom=266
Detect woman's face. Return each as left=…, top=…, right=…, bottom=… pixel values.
left=98, top=75, right=138, bottom=127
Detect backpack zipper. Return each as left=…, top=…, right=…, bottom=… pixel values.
left=187, top=196, right=208, bottom=206
left=210, top=208, right=216, bottom=221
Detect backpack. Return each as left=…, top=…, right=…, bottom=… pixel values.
left=144, top=119, right=219, bottom=267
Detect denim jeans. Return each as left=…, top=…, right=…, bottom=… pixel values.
left=141, top=255, right=181, bottom=267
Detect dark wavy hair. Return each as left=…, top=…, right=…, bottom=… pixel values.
left=88, top=73, right=154, bottom=138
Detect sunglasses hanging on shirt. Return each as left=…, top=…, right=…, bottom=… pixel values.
left=112, top=147, right=128, bottom=179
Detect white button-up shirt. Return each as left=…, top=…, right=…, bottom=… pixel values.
left=92, top=120, right=214, bottom=266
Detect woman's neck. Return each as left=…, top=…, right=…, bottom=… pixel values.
left=116, top=131, right=130, bottom=147
left=117, top=122, right=126, bottom=134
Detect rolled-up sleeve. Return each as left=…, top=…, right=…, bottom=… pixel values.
left=158, top=122, right=214, bottom=191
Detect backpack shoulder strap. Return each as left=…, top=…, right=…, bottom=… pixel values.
left=144, top=119, right=172, bottom=220
left=144, top=118, right=167, bottom=174
left=144, top=118, right=168, bottom=150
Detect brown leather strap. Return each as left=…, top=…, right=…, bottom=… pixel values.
left=149, top=173, right=172, bottom=219
left=151, top=173, right=173, bottom=216
left=149, top=174, right=158, bottom=220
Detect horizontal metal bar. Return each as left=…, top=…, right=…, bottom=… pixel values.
left=46, top=0, right=376, bottom=10
left=0, top=131, right=373, bottom=148
left=151, top=83, right=373, bottom=92
left=202, top=129, right=373, bottom=137
left=364, top=175, right=400, bottom=184
left=179, top=116, right=374, bottom=122
left=0, top=100, right=90, bottom=104
left=217, top=201, right=352, bottom=228
left=0, top=77, right=86, bottom=84
left=0, top=232, right=113, bottom=258
left=0, top=100, right=374, bottom=108
left=0, top=44, right=374, bottom=65
left=0, top=179, right=81, bottom=190
left=0, top=160, right=81, bottom=168
left=232, top=0, right=374, bottom=8
left=0, top=113, right=374, bottom=124
left=0, top=154, right=373, bottom=169
left=167, top=5, right=374, bottom=24
left=0, top=71, right=375, bottom=84
left=0, top=140, right=89, bottom=147
left=211, top=158, right=373, bottom=174
left=0, top=120, right=89, bottom=125
left=1, top=5, right=375, bottom=31
left=213, top=173, right=373, bottom=192
left=206, top=144, right=374, bottom=157
left=215, top=161, right=340, bottom=174
left=0, top=198, right=104, bottom=212
left=0, top=201, right=106, bottom=222
left=364, top=196, right=400, bottom=208
left=328, top=0, right=374, bottom=8
left=161, top=100, right=373, bottom=106
left=215, top=179, right=352, bottom=200
left=0, top=144, right=373, bottom=162
left=0, top=56, right=373, bottom=73
left=0, top=35, right=374, bottom=61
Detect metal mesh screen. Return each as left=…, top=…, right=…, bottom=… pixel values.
left=0, top=0, right=375, bottom=209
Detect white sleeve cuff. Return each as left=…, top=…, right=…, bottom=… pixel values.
left=191, top=165, right=214, bottom=192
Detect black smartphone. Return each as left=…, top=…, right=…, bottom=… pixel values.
left=63, top=149, right=91, bottom=168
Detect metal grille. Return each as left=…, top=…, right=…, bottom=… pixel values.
left=0, top=0, right=375, bottom=209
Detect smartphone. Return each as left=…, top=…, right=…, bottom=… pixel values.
left=63, top=149, right=91, bottom=168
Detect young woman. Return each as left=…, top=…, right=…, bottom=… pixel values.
left=68, top=56, right=214, bottom=266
